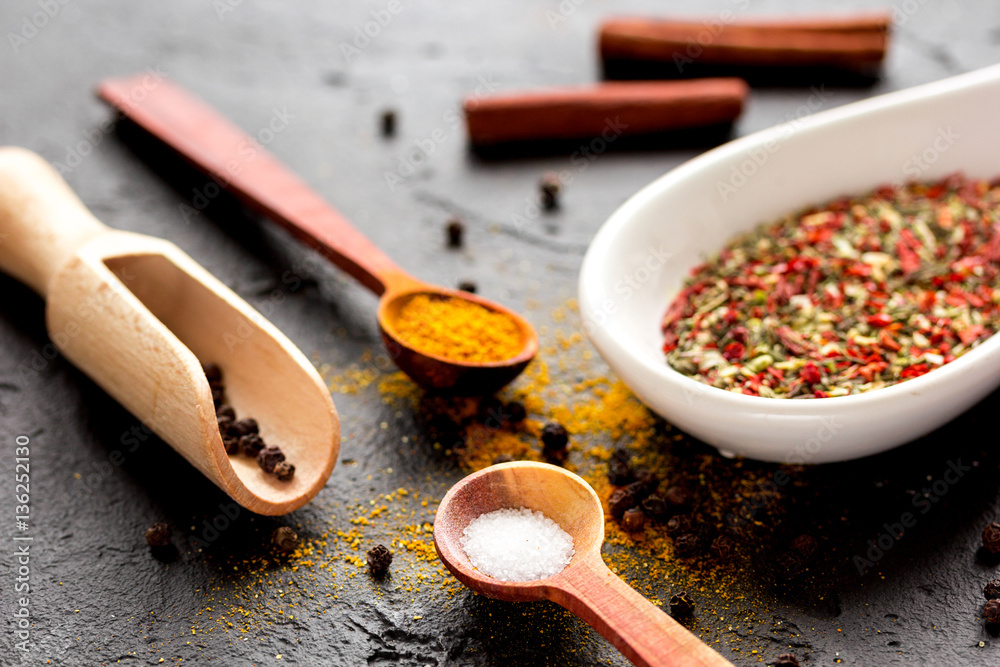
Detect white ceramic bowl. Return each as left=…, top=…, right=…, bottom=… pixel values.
left=579, top=64, right=1000, bottom=463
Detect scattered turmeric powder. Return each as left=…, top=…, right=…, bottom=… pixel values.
left=391, top=293, right=524, bottom=363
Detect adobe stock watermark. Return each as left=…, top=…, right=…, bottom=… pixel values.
left=12, top=434, right=33, bottom=653
left=53, top=66, right=167, bottom=175
left=509, top=116, right=628, bottom=232
left=178, top=106, right=293, bottom=223
left=853, top=458, right=971, bottom=576
left=667, top=0, right=751, bottom=74
left=7, top=0, right=73, bottom=54
left=383, top=74, right=501, bottom=191
left=212, top=0, right=244, bottom=21
left=716, top=85, right=832, bottom=202
left=894, top=126, right=959, bottom=185
left=339, top=0, right=409, bottom=64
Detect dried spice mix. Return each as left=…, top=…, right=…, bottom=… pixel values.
left=662, top=175, right=1000, bottom=397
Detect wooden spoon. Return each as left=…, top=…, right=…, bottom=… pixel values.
left=97, top=76, right=539, bottom=395
left=433, top=462, right=734, bottom=667
left=0, top=147, right=339, bottom=515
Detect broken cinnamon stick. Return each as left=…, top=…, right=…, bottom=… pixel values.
left=464, top=79, right=748, bottom=147
left=600, top=12, right=891, bottom=73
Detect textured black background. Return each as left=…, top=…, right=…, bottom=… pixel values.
left=2, top=0, right=1000, bottom=665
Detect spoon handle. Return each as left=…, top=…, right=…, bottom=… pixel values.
left=553, top=557, right=733, bottom=667
left=0, top=146, right=108, bottom=297
left=98, top=76, right=405, bottom=296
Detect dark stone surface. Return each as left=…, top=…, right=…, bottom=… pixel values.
left=2, top=0, right=1000, bottom=665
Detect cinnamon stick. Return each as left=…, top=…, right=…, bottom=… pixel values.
left=464, top=79, right=748, bottom=147
left=600, top=12, right=891, bottom=72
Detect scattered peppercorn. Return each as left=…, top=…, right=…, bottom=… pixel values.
left=773, top=654, right=801, bottom=667
left=211, top=385, right=225, bottom=408
left=457, top=280, right=478, bottom=294
left=664, top=486, right=689, bottom=510
left=669, top=591, right=694, bottom=619
left=505, top=401, right=527, bottom=424
left=273, top=461, right=296, bottom=482
left=446, top=218, right=465, bottom=248
left=539, top=172, right=561, bottom=211
left=145, top=522, right=172, bottom=548
left=673, top=533, right=701, bottom=558
left=379, top=109, right=396, bottom=137
left=492, top=454, right=515, bottom=465
left=222, top=435, right=241, bottom=455
left=983, top=522, right=1000, bottom=554
left=607, top=456, right=633, bottom=486
left=232, top=418, right=259, bottom=437
left=985, top=599, right=1000, bottom=625
left=257, top=445, right=286, bottom=473
left=203, top=363, right=222, bottom=385
left=666, top=514, right=692, bottom=535
left=985, top=579, right=1000, bottom=600
left=608, top=487, right=636, bottom=520
left=621, top=507, right=647, bottom=532
left=629, top=468, right=658, bottom=496
left=367, top=544, right=393, bottom=576
left=541, top=422, right=569, bottom=451
left=710, top=534, right=735, bottom=561
left=272, top=526, right=298, bottom=553
left=216, top=404, right=235, bottom=422
left=640, top=495, right=668, bottom=521
left=477, top=396, right=505, bottom=427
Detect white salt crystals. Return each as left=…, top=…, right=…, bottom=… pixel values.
left=460, top=507, right=574, bottom=582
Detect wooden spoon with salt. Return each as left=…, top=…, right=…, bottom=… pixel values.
left=98, top=76, right=538, bottom=395
left=0, top=147, right=339, bottom=515
left=434, top=462, right=734, bottom=667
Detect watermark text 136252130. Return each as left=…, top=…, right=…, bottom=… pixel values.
left=12, top=434, right=33, bottom=653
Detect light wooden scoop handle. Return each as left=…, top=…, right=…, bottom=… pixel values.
left=552, top=555, right=733, bottom=667
left=0, top=147, right=108, bottom=296
left=98, top=76, right=408, bottom=296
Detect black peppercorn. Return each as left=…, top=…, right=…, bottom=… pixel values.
left=791, top=534, right=817, bottom=561
left=203, top=363, right=222, bottom=385
left=630, top=469, right=658, bottom=496
left=986, top=599, right=1000, bottom=625
left=211, top=385, right=225, bottom=408
left=983, top=522, right=1000, bottom=554
left=505, top=401, right=527, bottom=424
left=273, top=461, right=295, bottom=481
left=541, top=422, right=569, bottom=451
left=379, top=109, right=396, bottom=137
left=240, top=433, right=265, bottom=457
left=673, top=533, right=701, bottom=557
left=625, top=480, right=654, bottom=503
left=492, top=454, right=515, bottom=465
left=664, top=486, right=690, bottom=510
left=608, top=488, right=636, bottom=520
left=233, top=418, right=259, bottom=437
left=216, top=404, right=235, bottom=422
left=272, top=526, right=298, bottom=553
left=622, top=507, right=647, bottom=532
left=711, top=534, right=735, bottom=561
left=669, top=591, right=694, bottom=619
left=145, top=522, right=172, bottom=548
left=257, top=445, right=286, bottom=473
left=611, top=446, right=631, bottom=463
left=457, top=281, right=477, bottom=294
left=773, top=654, right=800, bottom=667
left=367, top=544, right=393, bottom=576
left=985, top=579, right=1000, bottom=600
left=666, top=514, right=692, bottom=535
left=446, top=218, right=465, bottom=248
left=539, top=172, right=561, bottom=210
left=607, top=457, right=633, bottom=486
left=477, top=396, right=505, bottom=427
left=222, top=435, right=241, bottom=455
left=640, top=495, right=668, bottom=521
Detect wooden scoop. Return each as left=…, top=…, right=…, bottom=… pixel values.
left=433, top=462, right=734, bottom=667
left=0, top=147, right=339, bottom=515
left=98, top=77, right=539, bottom=395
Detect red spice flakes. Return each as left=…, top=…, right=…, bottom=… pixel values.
left=662, top=174, right=1000, bottom=397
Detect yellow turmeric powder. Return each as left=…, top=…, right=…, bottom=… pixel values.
left=392, top=294, right=524, bottom=363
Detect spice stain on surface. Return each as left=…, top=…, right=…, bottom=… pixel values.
left=391, top=293, right=524, bottom=363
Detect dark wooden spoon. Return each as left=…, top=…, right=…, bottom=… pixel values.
left=98, top=76, right=538, bottom=394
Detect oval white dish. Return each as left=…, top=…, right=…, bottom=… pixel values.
left=579, top=64, right=1000, bottom=463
